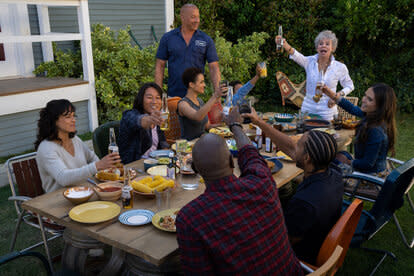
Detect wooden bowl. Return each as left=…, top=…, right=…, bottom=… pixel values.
left=63, top=186, right=94, bottom=205
left=95, top=181, right=123, bottom=201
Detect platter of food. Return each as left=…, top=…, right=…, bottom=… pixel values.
left=95, top=166, right=136, bottom=182
left=342, top=119, right=359, bottom=129
left=118, top=209, right=154, bottom=226
left=152, top=208, right=180, bottom=232
left=171, top=140, right=195, bottom=153
left=209, top=127, right=232, bottom=138
left=264, top=158, right=283, bottom=175
left=131, top=175, right=175, bottom=198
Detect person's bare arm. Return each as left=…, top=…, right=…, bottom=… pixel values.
left=154, top=59, right=167, bottom=88
left=242, top=108, right=296, bottom=159
left=177, top=93, right=222, bottom=122
left=225, top=107, right=251, bottom=149
left=208, top=61, right=221, bottom=94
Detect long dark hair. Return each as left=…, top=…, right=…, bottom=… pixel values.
left=132, top=82, right=164, bottom=114
left=35, top=99, right=76, bottom=150
left=357, top=83, right=397, bottom=154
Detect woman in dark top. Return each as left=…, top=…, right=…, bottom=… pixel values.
left=177, top=68, right=225, bottom=140
left=322, top=83, right=397, bottom=174
left=119, top=82, right=169, bottom=164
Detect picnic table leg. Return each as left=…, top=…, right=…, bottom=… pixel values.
left=99, top=247, right=125, bottom=276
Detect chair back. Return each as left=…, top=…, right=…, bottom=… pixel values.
left=308, top=246, right=343, bottom=276
left=368, top=158, right=414, bottom=229
left=338, top=97, right=359, bottom=121
left=316, top=199, right=363, bottom=272
left=92, top=121, right=120, bottom=159
left=6, top=152, right=43, bottom=215
left=276, top=71, right=306, bottom=108
left=164, top=97, right=181, bottom=145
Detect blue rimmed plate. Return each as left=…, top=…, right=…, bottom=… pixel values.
left=118, top=209, right=154, bottom=226
left=263, top=157, right=284, bottom=175
left=149, top=150, right=174, bottom=159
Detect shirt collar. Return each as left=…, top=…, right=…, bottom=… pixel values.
left=314, top=53, right=336, bottom=63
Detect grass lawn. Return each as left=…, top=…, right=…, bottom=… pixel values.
left=0, top=114, right=413, bottom=275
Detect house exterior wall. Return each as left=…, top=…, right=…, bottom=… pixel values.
left=0, top=100, right=89, bottom=157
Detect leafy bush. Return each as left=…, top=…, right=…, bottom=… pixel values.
left=34, top=24, right=269, bottom=122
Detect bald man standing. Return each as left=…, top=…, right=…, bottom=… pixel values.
left=176, top=108, right=303, bottom=275
left=243, top=108, right=343, bottom=265
left=155, top=4, right=221, bottom=98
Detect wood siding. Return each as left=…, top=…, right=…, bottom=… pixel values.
left=0, top=100, right=89, bottom=157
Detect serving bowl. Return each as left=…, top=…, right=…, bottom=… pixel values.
left=95, top=181, right=123, bottom=201
left=63, top=186, right=94, bottom=205
left=274, top=113, right=295, bottom=123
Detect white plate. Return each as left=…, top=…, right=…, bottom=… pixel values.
left=119, top=209, right=154, bottom=226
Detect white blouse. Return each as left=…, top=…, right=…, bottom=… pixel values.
left=290, top=50, right=354, bottom=120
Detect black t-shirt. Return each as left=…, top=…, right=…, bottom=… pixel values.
left=284, top=165, right=344, bottom=264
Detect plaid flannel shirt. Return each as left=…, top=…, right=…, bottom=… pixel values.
left=176, top=145, right=303, bottom=275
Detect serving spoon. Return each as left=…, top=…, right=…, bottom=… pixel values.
left=87, top=178, right=104, bottom=192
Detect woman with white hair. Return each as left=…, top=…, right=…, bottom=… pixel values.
left=276, top=30, right=354, bottom=120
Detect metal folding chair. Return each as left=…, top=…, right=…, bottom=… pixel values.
left=6, top=152, right=63, bottom=271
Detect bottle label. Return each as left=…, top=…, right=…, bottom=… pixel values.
left=265, top=137, right=272, bottom=152
left=256, top=136, right=262, bottom=149
left=167, top=167, right=175, bottom=180
left=223, top=106, right=231, bottom=116
left=108, top=145, right=119, bottom=153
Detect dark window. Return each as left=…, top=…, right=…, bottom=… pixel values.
left=0, top=26, right=4, bottom=61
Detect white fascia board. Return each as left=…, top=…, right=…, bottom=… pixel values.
left=0, top=84, right=90, bottom=116
left=0, top=33, right=82, bottom=43
left=0, top=0, right=80, bottom=6
left=165, top=0, right=174, bottom=32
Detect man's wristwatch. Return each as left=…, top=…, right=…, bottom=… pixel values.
left=229, top=122, right=243, bottom=131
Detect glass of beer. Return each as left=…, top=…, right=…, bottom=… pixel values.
left=258, top=62, right=267, bottom=78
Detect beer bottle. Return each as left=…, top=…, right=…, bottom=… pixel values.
left=255, top=127, right=263, bottom=150
left=222, top=86, right=233, bottom=116
left=122, top=167, right=133, bottom=209
left=265, top=137, right=273, bottom=153
left=108, top=127, right=118, bottom=154
left=167, top=152, right=176, bottom=180
left=160, top=93, right=170, bottom=131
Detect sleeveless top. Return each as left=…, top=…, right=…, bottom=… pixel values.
left=178, top=96, right=208, bottom=140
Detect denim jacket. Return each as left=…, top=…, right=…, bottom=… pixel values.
left=119, top=109, right=169, bottom=164
left=338, top=98, right=388, bottom=173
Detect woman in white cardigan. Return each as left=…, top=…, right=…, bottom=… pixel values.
left=276, top=30, right=354, bottom=120
left=35, top=99, right=120, bottom=193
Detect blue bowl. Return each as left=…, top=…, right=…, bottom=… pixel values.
left=274, top=113, right=295, bottom=123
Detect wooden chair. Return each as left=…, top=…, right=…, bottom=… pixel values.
left=302, top=246, right=343, bottom=276
left=6, top=152, right=63, bottom=270
left=276, top=71, right=306, bottom=108
left=164, top=97, right=181, bottom=145
left=300, top=199, right=363, bottom=275
left=92, top=120, right=120, bottom=158
left=338, top=97, right=358, bottom=121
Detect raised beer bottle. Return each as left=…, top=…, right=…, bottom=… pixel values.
left=222, top=86, right=233, bottom=116
left=160, top=93, right=170, bottom=131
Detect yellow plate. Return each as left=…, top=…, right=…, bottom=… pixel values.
left=69, top=201, right=121, bottom=224
left=209, top=127, right=232, bottom=137
left=171, top=140, right=196, bottom=153
left=276, top=151, right=293, bottom=162
left=152, top=208, right=180, bottom=232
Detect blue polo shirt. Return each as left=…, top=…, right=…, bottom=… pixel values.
left=156, top=27, right=219, bottom=98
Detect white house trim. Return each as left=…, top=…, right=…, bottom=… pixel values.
left=0, top=0, right=80, bottom=6
left=0, top=33, right=83, bottom=43
left=36, top=5, right=53, bottom=62
left=165, top=0, right=174, bottom=32
left=0, top=84, right=90, bottom=116
left=78, top=0, right=98, bottom=130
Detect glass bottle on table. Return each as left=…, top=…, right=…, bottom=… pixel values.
left=122, top=166, right=133, bottom=209
left=255, top=127, right=263, bottom=150
left=160, top=93, right=170, bottom=131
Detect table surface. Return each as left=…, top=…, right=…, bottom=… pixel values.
left=22, top=127, right=354, bottom=266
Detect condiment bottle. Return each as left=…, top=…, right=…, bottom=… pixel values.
left=255, top=127, right=263, bottom=150
left=122, top=167, right=133, bottom=209
left=265, top=137, right=273, bottom=153
left=167, top=152, right=176, bottom=180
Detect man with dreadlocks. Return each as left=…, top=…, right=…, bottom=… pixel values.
left=243, top=108, right=343, bottom=265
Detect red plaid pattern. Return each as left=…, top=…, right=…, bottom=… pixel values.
left=176, top=145, right=303, bottom=275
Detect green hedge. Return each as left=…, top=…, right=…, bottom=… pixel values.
left=175, top=0, right=414, bottom=112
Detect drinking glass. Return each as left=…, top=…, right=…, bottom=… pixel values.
left=258, top=62, right=267, bottom=78
left=154, top=188, right=171, bottom=211
left=178, top=173, right=200, bottom=191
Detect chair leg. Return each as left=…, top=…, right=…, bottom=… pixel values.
left=37, top=214, right=54, bottom=274
left=393, top=214, right=414, bottom=248
left=9, top=210, right=25, bottom=252
left=358, top=246, right=396, bottom=276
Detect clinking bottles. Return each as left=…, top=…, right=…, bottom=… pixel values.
left=222, top=86, right=233, bottom=116
left=160, top=93, right=170, bottom=131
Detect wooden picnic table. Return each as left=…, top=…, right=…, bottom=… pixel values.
left=21, top=126, right=354, bottom=274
